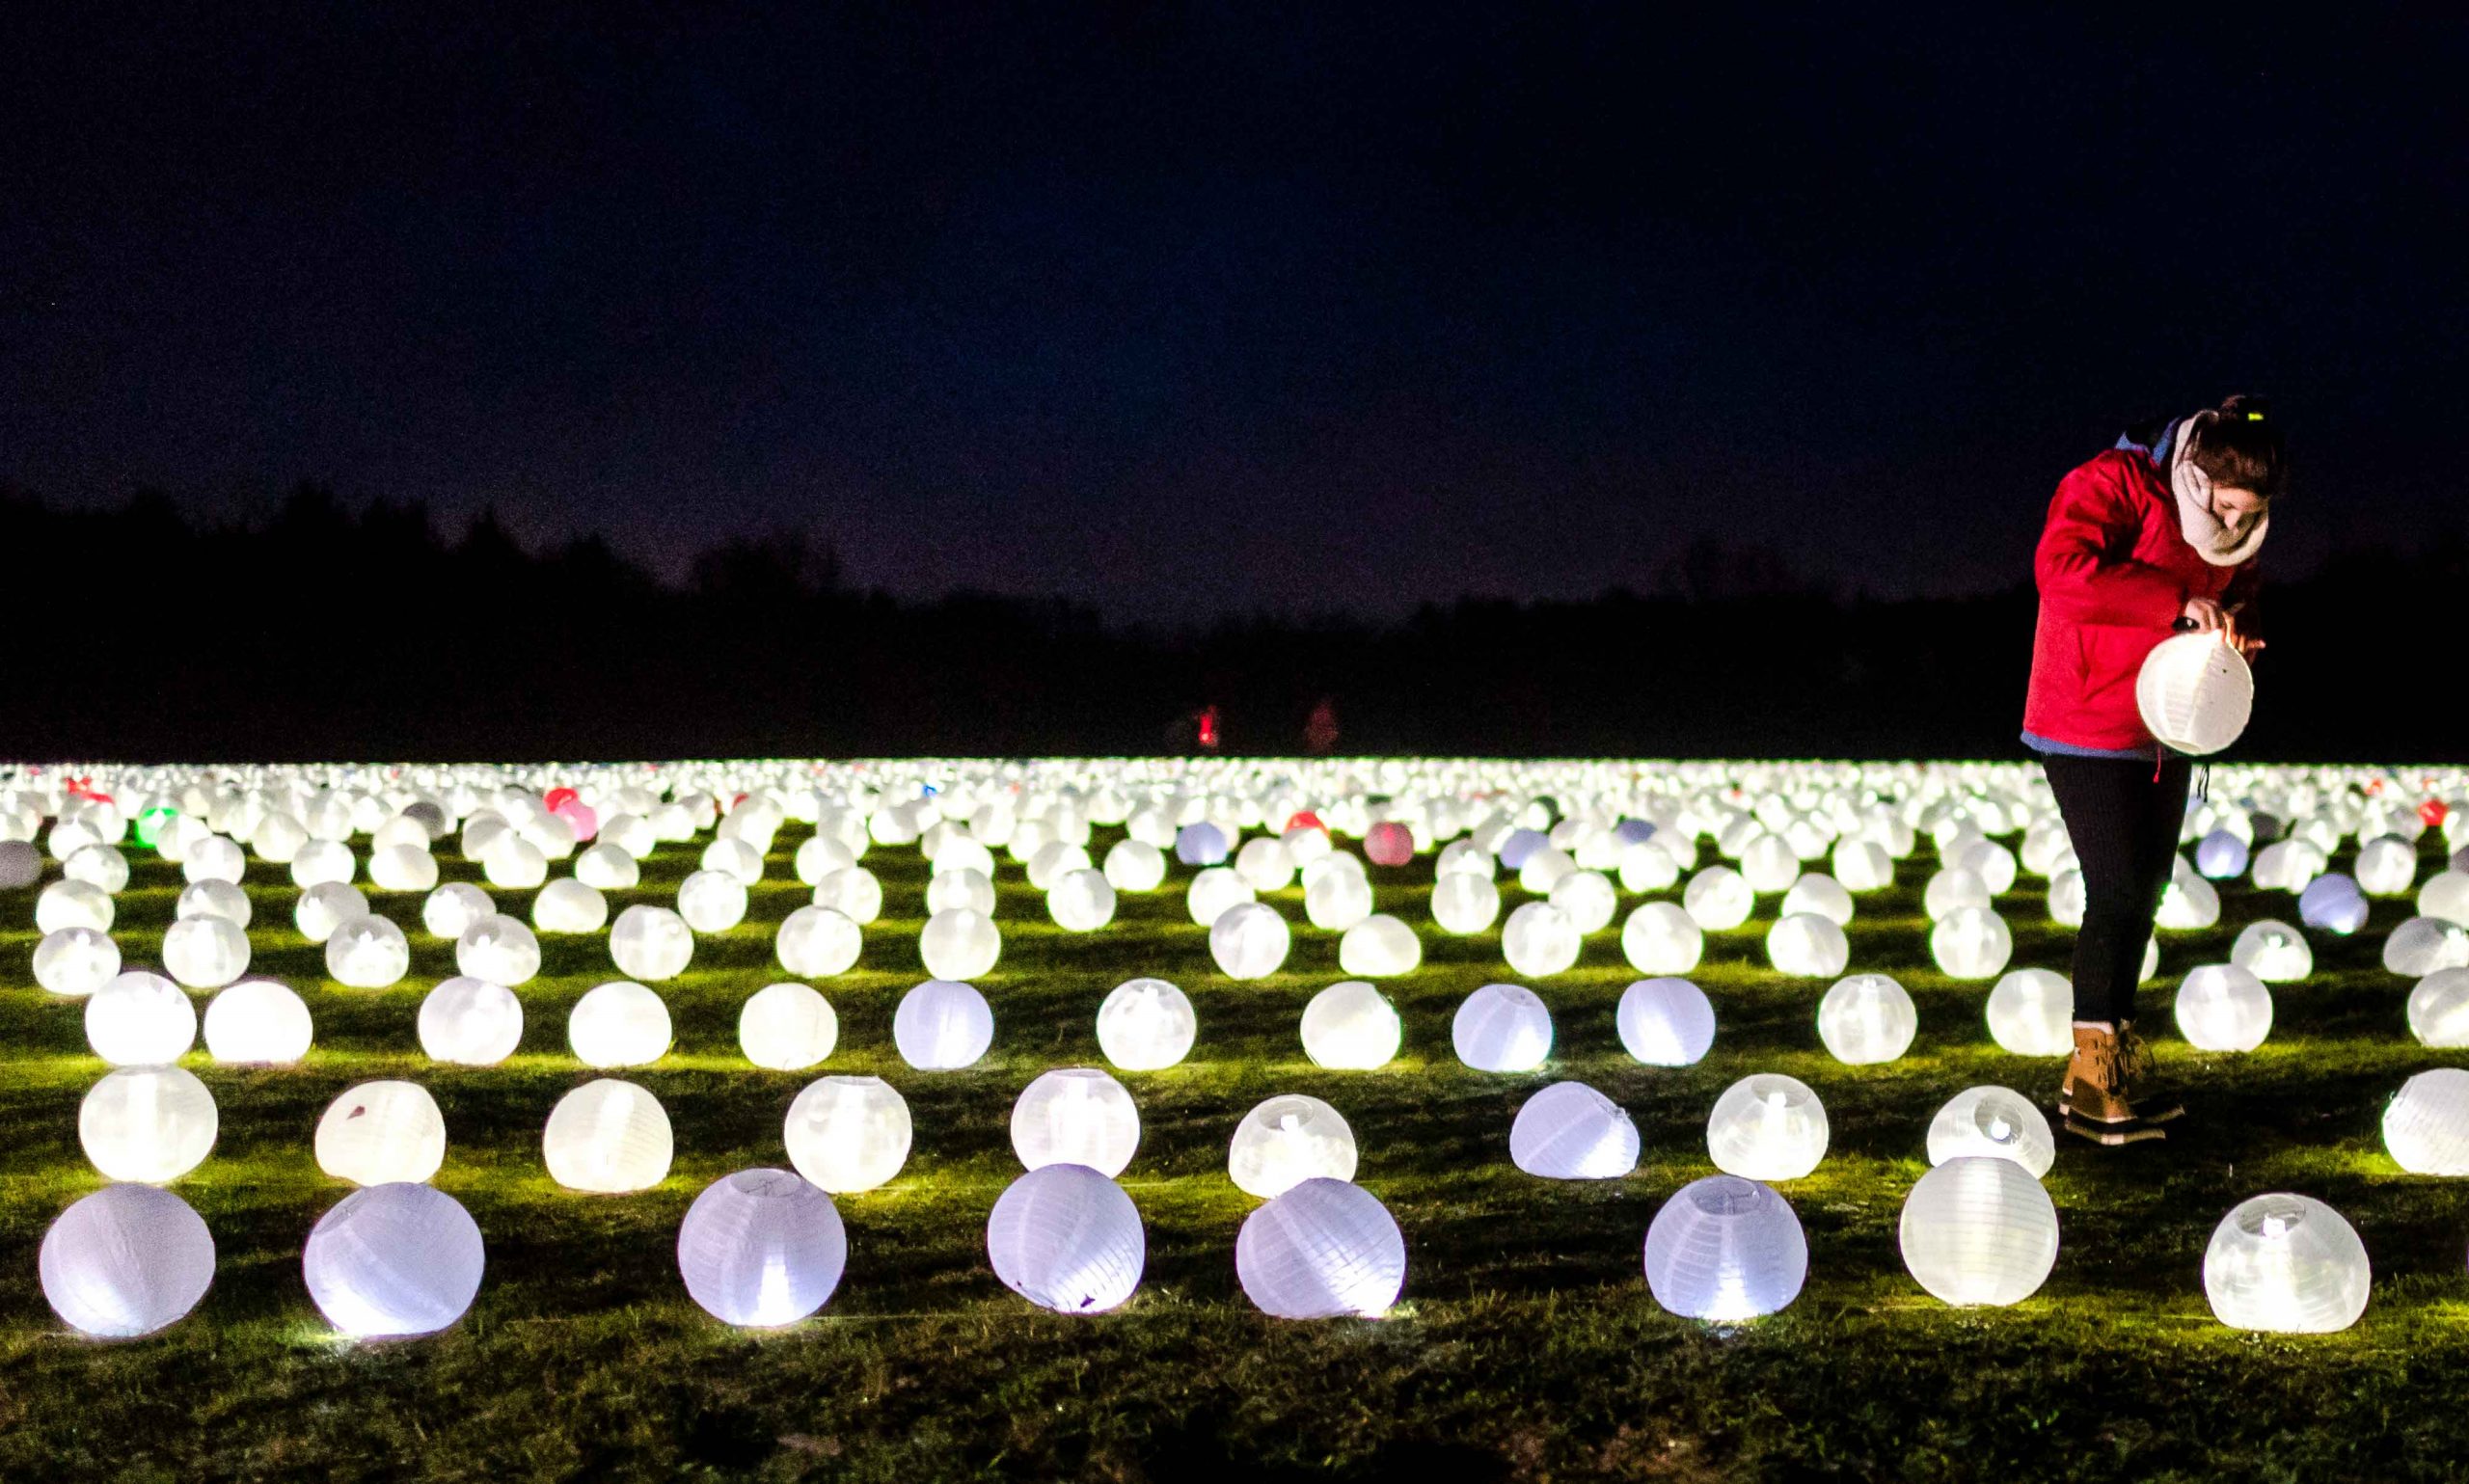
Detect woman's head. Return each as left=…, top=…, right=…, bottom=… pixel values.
left=2186, top=394, right=2286, bottom=518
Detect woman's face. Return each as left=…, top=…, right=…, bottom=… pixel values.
left=2211, top=485, right=2267, bottom=525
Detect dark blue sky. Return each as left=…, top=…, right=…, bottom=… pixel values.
left=5, top=4, right=2463, bottom=618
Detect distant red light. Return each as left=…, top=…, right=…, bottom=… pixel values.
left=2424, top=798, right=2452, bottom=829
left=1286, top=811, right=1323, bottom=834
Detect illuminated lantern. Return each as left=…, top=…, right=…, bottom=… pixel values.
left=700, top=836, right=764, bottom=886
left=40, top=1184, right=216, bottom=1338
left=324, top=914, right=410, bottom=989
left=1452, top=983, right=1553, bottom=1072
left=2354, top=836, right=2419, bottom=897
left=203, top=980, right=313, bottom=1064
left=785, top=1075, right=911, bottom=1192
left=812, top=866, right=882, bottom=925
left=2407, top=969, right=2469, bottom=1047
left=1616, top=977, right=1716, bottom=1066
left=574, top=843, right=639, bottom=890
left=1832, top=838, right=1894, bottom=892
left=1985, top=968, right=2074, bottom=1057
left=1682, top=867, right=1753, bottom=931
left=1236, top=1177, right=1404, bottom=1319
left=34, top=926, right=119, bottom=997
left=1012, top=1068, right=1141, bottom=1176
left=1339, top=914, right=1423, bottom=976
left=1766, top=913, right=1851, bottom=978
left=1102, top=839, right=1166, bottom=892
left=1430, top=873, right=1500, bottom=934
left=1930, top=906, right=2013, bottom=980
left=920, top=907, right=1002, bottom=982
left=66, top=843, right=130, bottom=892
left=421, top=881, right=493, bottom=940
left=1509, top=1081, right=1639, bottom=1179
left=543, top=1079, right=673, bottom=1193
left=986, top=1163, right=1145, bottom=1313
left=368, top=844, right=439, bottom=893
left=481, top=836, right=548, bottom=890
left=776, top=905, right=863, bottom=978
left=568, top=981, right=672, bottom=1067
left=1501, top=902, right=1580, bottom=977
left=184, top=836, right=248, bottom=885
left=1305, top=866, right=1374, bottom=932
left=1227, top=1093, right=1358, bottom=1199
left=1925, top=1086, right=2055, bottom=1177
left=80, top=1066, right=217, bottom=1183
left=1234, top=837, right=1295, bottom=892
left=2047, top=869, right=2086, bottom=927
left=2135, top=631, right=2253, bottom=755
left=290, top=838, right=357, bottom=889
left=1740, top=833, right=1800, bottom=894
left=86, top=972, right=196, bottom=1066
left=1549, top=870, right=1617, bottom=934
left=1816, top=973, right=1917, bottom=1065
left=2252, top=839, right=2327, bottom=894
left=1497, top=827, right=1547, bottom=870
left=315, top=1081, right=446, bottom=1185
left=1300, top=981, right=1402, bottom=1069
left=304, top=1182, right=483, bottom=1337
left=794, top=834, right=856, bottom=885
left=929, top=867, right=997, bottom=917
left=1175, top=823, right=1230, bottom=866
left=1364, top=822, right=1415, bottom=867
left=528, top=877, right=607, bottom=934
left=457, top=913, right=541, bottom=985
left=176, top=879, right=251, bottom=927
left=663, top=869, right=744, bottom=934
left=418, top=977, right=524, bottom=1066
left=1048, top=868, right=1118, bottom=931
left=1621, top=902, right=1704, bottom=975
left=677, top=1170, right=846, bottom=1327
left=1923, top=867, right=1993, bottom=923
left=1898, top=1156, right=2060, bottom=1306
left=161, top=915, right=250, bottom=990
left=2423, top=871, right=2469, bottom=927
left=1518, top=845, right=1575, bottom=896
left=1781, top=873, right=1855, bottom=926
left=740, top=983, right=837, bottom=1070
left=2231, top=919, right=2312, bottom=982
left=1643, top=1175, right=1807, bottom=1321
left=894, top=979, right=995, bottom=1069
left=2142, top=933, right=2161, bottom=984
left=2174, top=963, right=2273, bottom=1052
left=1188, top=867, right=1257, bottom=927
left=1210, top=901, right=1292, bottom=979
left=2195, top=828, right=2250, bottom=879
left=1618, top=841, right=1680, bottom=893
left=2298, top=873, right=2370, bottom=935
left=1706, top=1073, right=1828, bottom=1181
left=2203, top=1193, right=2370, bottom=1334
left=2386, top=916, right=2469, bottom=978
left=609, top=904, right=693, bottom=983
left=2382, top=1068, right=2469, bottom=1174
left=1096, top=978, right=1197, bottom=1070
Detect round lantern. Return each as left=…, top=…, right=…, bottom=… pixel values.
left=700, top=836, right=764, bottom=886
left=609, top=904, right=692, bottom=983
left=324, top=914, right=410, bottom=989
left=80, top=1066, right=218, bottom=1183
left=1681, top=867, right=1754, bottom=931
left=1985, top=968, right=2074, bottom=1057
left=1642, top=1174, right=1806, bottom=1321
left=1619, top=841, right=1681, bottom=893
left=740, top=983, right=837, bottom=1070
left=40, top=1183, right=216, bottom=1337
left=456, top=913, right=541, bottom=986
left=1011, top=1068, right=1141, bottom=1176
left=421, top=881, right=493, bottom=940
left=574, top=843, right=639, bottom=890
left=795, top=834, right=856, bottom=885
left=1781, top=873, right=1855, bottom=926
left=1429, top=873, right=1499, bottom=934
left=2382, top=1068, right=2469, bottom=1174
left=34, top=926, right=120, bottom=997
left=303, top=1183, right=483, bottom=1338
left=1832, top=838, right=1894, bottom=892
left=1235, top=1178, right=1404, bottom=1319
left=1898, top=1156, right=2060, bottom=1306
left=1931, top=906, right=2013, bottom=980
left=1452, top=984, right=1553, bottom=1072
left=2229, top=919, right=2312, bottom=982
left=1363, top=822, right=1415, bottom=867
left=531, top=877, right=610, bottom=934
left=2386, top=916, right=2469, bottom=978
left=1102, top=838, right=1167, bottom=892
left=1816, top=973, right=1918, bottom=1065
left=480, top=837, right=547, bottom=890
left=1616, top=977, right=1716, bottom=1066
left=2407, top=969, right=2469, bottom=1047
left=1549, top=870, right=1618, bottom=934
left=1210, top=901, right=1292, bottom=980
left=86, top=971, right=196, bottom=1066
left=2298, top=873, right=2370, bottom=935
left=0, top=838, right=41, bottom=889
left=2174, top=963, right=2273, bottom=1052
left=1925, top=1086, right=2055, bottom=1177
left=775, top=905, right=863, bottom=979
left=1047, top=868, right=1118, bottom=931
left=2354, top=836, right=2419, bottom=897
left=920, top=907, right=1002, bottom=982
left=986, top=1163, right=1145, bottom=1313
left=2423, top=871, right=2469, bottom=927
left=203, top=980, right=313, bottom=1064
left=1739, top=833, right=1799, bottom=894
left=2047, top=869, right=2086, bottom=927
left=315, top=1081, right=447, bottom=1186
left=2203, top=1193, right=2370, bottom=1333
left=811, top=866, right=882, bottom=926
left=677, top=1169, right=847, bottom=1327
left=2157, top=867, right=2222, bottom=931
left=1923, top=867, right=1992, bottom=923
left=66, top=843, right=129, bottom=892
left=2253, top=839, right=2328, bottom=894
left=1766, top=913, right=1851, bottom=978
left=1175, top=823, right=1230, bottom=866
left=785, top=1075, right=912, bottom=1192
left=1509, top=1081, right=1639, bottom=1179
left=1234, top=837, right=1295, bottom=893
left=1501, top=901, right=1580, bottom=978
left=1339, top=914, right=1422, bottom=977
left=2136, top=631, right=2253, bottom=755
left=1621, top=902, right=1704, bottom=975
left=1096, top=978, right=1197, bottom=1070
left=1706, top=1074, right=1829, bottom=1181
left=1189, top=867, right=1258, bottom=927
left=177, top=879, right=251, bottom=928
left=368, top=844, right=439, bottom=894
left=1300, top=981, right=1402, bottom=1069
left=38, top=878, right=114, bottom=934
left=543, top=1079, right=673, bottom=1193
left=2195, top=828, right=2251, bottom=879
left=162, top=915, right=250, bottom=990
left=894, top=979, right=995, bottom=1069
left=928, top=867, right=997, bottom=917
left=568, top=982, right=672, bottom=1067
left=1228, top=1093, right=1358, bottom=1199
left=418, top=977, right=524, bottom=1066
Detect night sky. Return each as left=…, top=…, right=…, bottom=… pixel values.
left=5, top=5, right=2463, bottom=620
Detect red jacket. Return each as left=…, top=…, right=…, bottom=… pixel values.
left=2021, top=445, right=2259, bottom=751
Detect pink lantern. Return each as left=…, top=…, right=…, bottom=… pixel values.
left=554, top=800, right=599, bottom=842
left=1364, top=822, right=1414, bottom=867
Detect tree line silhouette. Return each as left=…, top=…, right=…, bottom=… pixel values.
left=3, top=485, right=2458, bottom=764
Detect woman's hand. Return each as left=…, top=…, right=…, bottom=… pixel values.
left=2182, top=597, right=2266, bottom=658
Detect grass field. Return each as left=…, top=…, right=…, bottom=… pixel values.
left=3, top=799, right=2466, bottom=1482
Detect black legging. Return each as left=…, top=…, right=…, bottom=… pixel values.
left=2041, top=752, right=2193, bottom=1026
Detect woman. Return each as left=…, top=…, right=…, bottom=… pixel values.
left=2021, top=393, right=2283, bottom=1145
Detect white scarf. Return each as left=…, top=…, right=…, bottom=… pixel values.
left=2169, top=410, right=2270, bottom=566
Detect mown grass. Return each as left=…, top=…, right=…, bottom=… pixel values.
left=3, top=813, right=2467, bottom=1482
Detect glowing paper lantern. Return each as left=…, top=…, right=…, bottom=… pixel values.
left=1925, top=1086, right=2055, bottom=1177
left=2203, top=1193, right=2370, bottom=1334
left=203, top=980, right=313, bottom=1064
left=574, top=843, right=639, bottom=890
left=1304, top=866, right=1374, bottom=931
left=676, top=1169, right=846, bottom=1327
left=162, top=915, right=250, bottom=990
left=368, top=844, right=439, bottom=893
left=985, top=1163, right=1145, bottom=1313
left=38, top=878, right=114, bottom=933
left=533, top=877, right=610, bottom=933
left=2383, top=1068, right=2469, bottom=1174
left=2047, top=869, right=2086, bottom=927
left=775, top=905, right=863, bottom=979
left=894, top=979, right=995, bottom=1069
left=1235, top=1177, right=1404, bottom=1319
left=1096, top=977, right=1197, bottom=1070
left=1300, top=981, right=1402, bottom=1069
left=1452, top=984, right=1553, bottom=1071
left=1619, top=902, right=1703, bottom=976
left=2407, top=969, right=2469, bottom=1047
left=1548, top=870, right=1617, bottom=933
left=1430, top=872, right=1500, bottom=934
left=1210, top=901, right=1292, bottom=980
left=1832, top=838, right=1893, bottom=892
left=418, top=977, right=524, bottom=1065
left=40, top=1184, right=216, bottom=1338
left=1012, top=1067, right=1142, bottom=1176
left=2195, top=828, right=2250, bottom=879
left=1766, top=912, right=1851, bottom=977
left=421, top=881, right=493, bottom=940
left=1364, top=822, right=1415, bottom=867
left=1898, top=1156, right=2060, bottom=1306
left=920, top=907, right=1002, bottom=982
left=1816, top=973, right=1918, bottom=1065
left=1616, top=977, right=1716, bottom=1066
left=324, top=914, right=410, bottom=989
left=80, top=1066, right=217, bottom=1183
left=785, top=1075, right=911, bottom=1192
left=928, top=867, right=997, bottom=917
left=66, top=843, right=129, bottom=892
left=481, top=837, right=547, bottom=889
left=176, top=878, right=251, bottom=928
left=1931, top=906, right=2014, bottom=980
left=609, top=904, right=693, bottom=983
left=810, top=866, right=881, bottom=925
left=2298, top=873, right=2370, bottom=934
left=1643, top=1175, right=1807, bottom=1321
left=2386, top=916, right=2469, bottom=978
left=1339, top=914, right=1423, bottom=976
left=568, top=981, right=672, bottom=1067
left=1781, top=873, right=1855, bottom=926
left=33, top=926, right=120, bottom=997
left=304, top=1182, right=483, bottom=1337
left=1923, top=867, right=1993, bottom=923
left=2174, top=963, right=2274, bottom=1052
left=1739, top=833, right=1800, bottom=894
left=2354, top=835, right=2419, bottom=896
left=543, top=1079, right=673, bottom=1193
left=2136, top=631, right=2253, bottom=755
left=1706, top=1074, right=1828, bottom=1181
left=86, top=972, right=197, bottom=1066
left=315, top=1081, right=447, bottom=1186
left=456, top=913, right=541, bottom=985
left=1189, top=867, right=1258, bottom=927
left=1985, top=968, right=2074, bottom=1057
left=1102, top=839, right=1166, bottom=892
left=1047, top=868, right=1118, bottom=931
left=2230, top=919, right=2313, bottom=982
left=1509, top=1081, right=1640, bottom=1179
left=1175, top=822, right=1230, bottom=865
left=1228, top=1093, right=1358, bottom=1198
left=2423, top=871, right=2469, bottom=928
left=1681, top=867, right=1753, bottom=931
left=739, top=983, right=837, bottom=1070
left=1234, top=837, right=1295, bottom=892
left=1501, top=901, right=1580, bottom=977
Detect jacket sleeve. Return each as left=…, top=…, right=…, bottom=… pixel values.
left=2033, top=462, right=2185, bottom=627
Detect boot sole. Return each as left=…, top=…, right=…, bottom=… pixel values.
left=2064, top=1112, right=2165, bottom=1145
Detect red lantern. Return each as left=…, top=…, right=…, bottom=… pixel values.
left=1286, top=811, right=1324, bottom=834
left=1364, top=821, right=1414, bottom=867
left=544, top=787, right=579, bottom=813
left=2425, top=799, right=2452, bottom=829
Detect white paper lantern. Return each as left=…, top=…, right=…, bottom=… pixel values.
left=1706, top=1074, right=1828, bottom=1181
left=1233, top=836, right=1294, bottom=893
left=1923, top=867, right=1993, bottom=923
left=2136, top=631, right=2253, bottom=755
left=315, top=1081, right=447, bottom=1186
left=530, top=877, right=609, bottom=934
left=1452, top=983, right=1553, bottom=1072
left=1832, top=838, right=1894, bottom=892
left=1765, top=912, right=1851, bottom=978
left=1643, top=1174, right=1806, bottom=1321
left=323, top=914, right=410, bottom=989
left=1498, top=901, right=1578, bottom=978
left=2156, top=865, right=2221, bottom=931
left=1429, top=872, right=1500, bottom=934
left=1615, top=977, right=1716, bottom=1066
left=481, top=836, right=547, bottom=889
left=1681, top=866, right=1753, bottom=931
left=80, top=1066, right=217, bottom=1183
left=1047, top=868, right=1118, bottom=931
left=65, top=843, right=129, bottom=892
left=456, top=912, right=541, bottom=985
left=1012, top=1068, right=1141, bottom=1176
left=2195, top=828, right=2251, bottom=879
left=2226, top=919, right=2311, bottom=982
left=421, top=881, right=493, bottom=940
left=700, top=836, right=765, bottom=886
left=2382, top=1068, right=2469, bottom=1174
left=203, top=980, right=312, bottom=1064
left=304, top=1182, right=483, bottom=1338
left=1300, top=981, right=1402, bottom=1069
left=609, top=904, right=693, bottom=983
left=34, top=926, right=120, bottom=997
left=416, top=976, right=523, bottom=1066
left=1619, top=902, right=1703, bottom=976
left=1508, top=1081, right=1639, bottom=1179
left=2386, top=916, right=2469, bottom=978
left=1210, top=901, right=1292, bottom=980
left=1337, top=913, right=1422, bottom=977
left=1548, top=870, right=1618, bottom=935
left=811, top=865, right=882, bottom=926
left=1780, top=873, right=1855, bottom=926
left=161, top=915, right=250, bottom=990
left=2047, top=868, right=2086, bottom=927
left=1930, top=906, right=2013, bottom=981
left=1187, top=866, right=1256, bottom=928
left=1228, top=1093, right=1358, bottom=1199
left=1985, top=968, right=2074, bottom=1057
left=2298, top=873, right=2370, bottom=934
left=1102, top=838, right=1167, bottom=892
left=2354, top=836, right=2419, bottom=897
left=795, top=833, right=857, bottom=885
left=1817, top=973, right=1918, bottom=1065
left=86, top=971, right=197, bottom=1066
left=1517, top=844, right=1576, bottom=895
left=2253, top=838, right=2328, bottom=894
left=2407, top=968, right=2469, bottom=1047
left=1235, top=1177, right=1404, bottom=1319
left=2174, top=963, right=2273, bottom=1052
left=675, top=1169, right=846, bottom=1327
left=1619, top=840, right=1682, bottom=892
left=176, top=878, right=251, bottom=929
left=772, top=904, right=860, bottom=979
left=738, top=983, right=837, bottom=1070
left=40, top=1183, right=216, bottom=1338
left=568, top=981, right=672, bottom=1067
left=1898, top=1155, right=2059, bottom=1306
left=542, top=1078, right=673, bottom=1193
left=1925, top=1086, right=2055, bottom=1177
left=38, top=878, right=115, bottom=933
left=920, top=907, right=1002, bottom=982
left=928, top=867, right=998, bottom=917
left=1739, top=833, right=1800, bottom=894
left=367, top=844, right=440, bottom=894
left=2423, top=871, right=2469, bottom=928
left=985, top=1163, right=1145, bottom=1313
left=785, top=1075, right=912, bottom=1192
left=2203, top=1193, right=2370, bottom=1333
left=894, top=979, right=995, bottom=1068
left=1096, top=978, right=1197, bottom=1070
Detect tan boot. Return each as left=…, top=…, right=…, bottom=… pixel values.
left=2061, top=1024, right=2163, bottom=1145
left=2115, top=1020, right=2184, bottom=1124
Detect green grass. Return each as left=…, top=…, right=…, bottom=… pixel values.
left=4, top=812, right=2468, bottom=1482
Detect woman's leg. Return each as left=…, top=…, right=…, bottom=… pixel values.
left=2042, top=754, right=2149, bottom=1027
